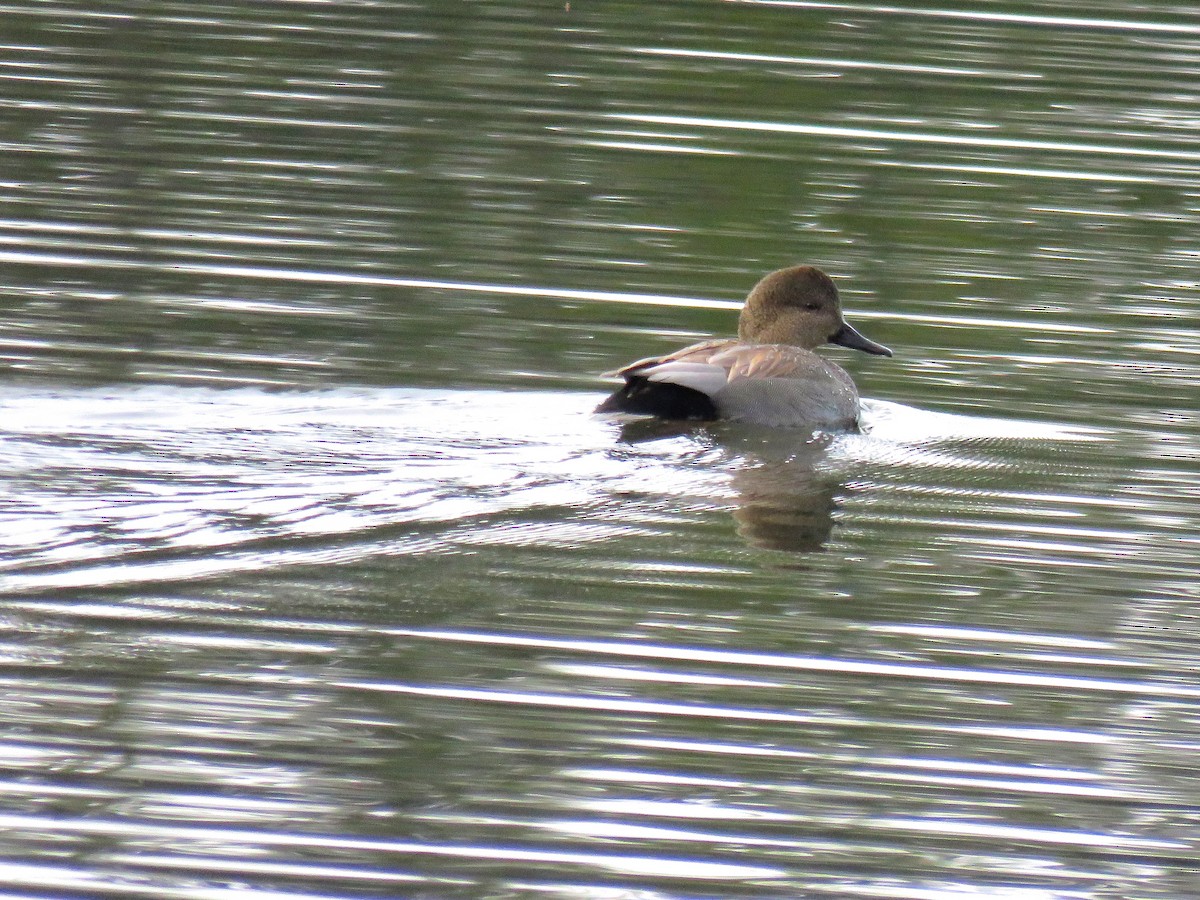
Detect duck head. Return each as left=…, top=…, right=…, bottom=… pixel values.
left=737, top=265, right=892, bottom=357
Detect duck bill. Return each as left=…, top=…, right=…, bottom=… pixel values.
left=829, top=321, right=892, bottom=357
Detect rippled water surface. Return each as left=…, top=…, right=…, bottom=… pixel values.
left=2, top=1, right=1200, bottom=898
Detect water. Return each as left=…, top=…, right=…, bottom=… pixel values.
left=2, top=1, right=1200, bottom=897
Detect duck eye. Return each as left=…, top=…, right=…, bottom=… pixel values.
left=804, top=302, right=821, bottom=311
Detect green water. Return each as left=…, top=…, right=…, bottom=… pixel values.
left=0, top=2, right=1198, bottom=897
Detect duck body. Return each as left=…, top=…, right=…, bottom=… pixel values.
left=597, top=339, right=862, bottom=429
left=596, top=266, right=892, bottom=430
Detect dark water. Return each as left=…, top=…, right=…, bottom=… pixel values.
left=2, top=2, right=1199, bottom=898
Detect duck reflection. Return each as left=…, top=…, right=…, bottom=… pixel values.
left=615, top=419, right=845, bottom=554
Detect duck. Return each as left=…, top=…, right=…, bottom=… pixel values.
left=596, top=265, right=892, bottom=429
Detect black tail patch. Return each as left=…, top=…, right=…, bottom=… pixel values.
left=595, top=377, right=718, bottom=421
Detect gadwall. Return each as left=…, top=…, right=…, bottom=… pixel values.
left=596, top=265, right=892, bottom=429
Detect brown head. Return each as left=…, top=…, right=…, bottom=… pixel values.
left=737, top=265, right=892, bottom=357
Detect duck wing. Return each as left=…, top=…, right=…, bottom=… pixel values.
left=630, top=342, right=853, bottom=393
left=595, top=339, right=733, bottom=419
left=603, top=339, right=734, bottom=379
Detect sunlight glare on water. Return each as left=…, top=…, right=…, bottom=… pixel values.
left=1, top=0, right=1200, bottom=897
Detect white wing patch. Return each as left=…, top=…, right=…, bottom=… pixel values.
left=641, top=361, right=729, bottom=397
